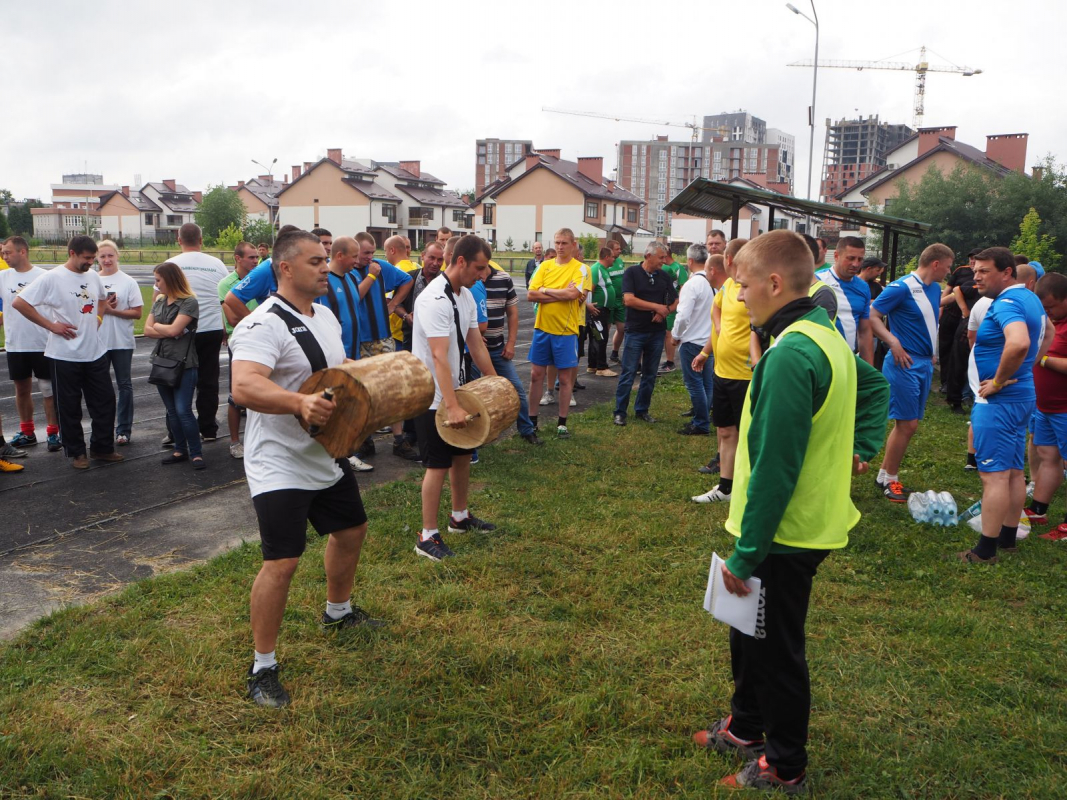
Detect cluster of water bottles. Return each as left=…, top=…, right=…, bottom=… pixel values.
left=907, top=490, right=960, bottom=526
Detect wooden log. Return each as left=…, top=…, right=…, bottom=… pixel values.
left=435, top=376, right=520, bottom=449
left=297, top=351, right=434, bottom=458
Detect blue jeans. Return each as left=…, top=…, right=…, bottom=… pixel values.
left=680, top=341, right=715, bottom=432
left=106, top=348, right=134, bottom=437
left=156, top=367, right=202, bottom=458
left=614, top=329, right=665, bottom=417
left=488, top=342, right=535, bottom=436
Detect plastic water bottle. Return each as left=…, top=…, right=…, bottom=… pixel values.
left=959, top=500, right=982, bottom=523
left=938, top=491, right=958, bottom=526
left=908, top=491, right=932, bottom=524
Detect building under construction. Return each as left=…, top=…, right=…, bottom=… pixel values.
left=820, top=115, right=913, bottom=203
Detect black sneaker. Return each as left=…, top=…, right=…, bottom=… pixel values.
left=357, top=437, right=376, bottom=458
left=247, top=664, right=290, bottom=708
left=161, top=434, right=174, bottom=449
left=448, top=513, right=497, bottom=533
left=678, top=424, right=710, bottom=436
left=415, top=533, right=455, bottom=561
left=698, top=455, right=721, bottom=475
left=573, top=381, right=587, bottom=391
left=321, top=607, right=385, bottom=631
left=635, top=412, right=656, bottom=423
left=609, top=353, right=620, bottom=364
left=521, top=432, right=544, bottom=446
left=393, top=440, right=420, bottom=461
left=680, top=409, right=695, bottom=417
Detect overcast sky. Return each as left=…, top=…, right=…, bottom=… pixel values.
left=4, top=0, right=1064, bottom=202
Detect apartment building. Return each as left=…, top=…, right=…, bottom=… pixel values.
left=820, top=115, right=914, bottom=202
left=475, top=138, right=534, bottom=196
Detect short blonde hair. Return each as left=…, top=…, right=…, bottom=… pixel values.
left=733, top=230, right=814, bottom=293
left=97, top=239, right=120, bottom=256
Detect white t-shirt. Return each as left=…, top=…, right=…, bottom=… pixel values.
left=169, top=251, right=230, bottom=333
left=671, top=272, right=714, bottom=345
left=97, top=270, right=143, bottom=351
left=229, top=296, right=345, bottom=497
left=0, top=265, right=49, bottom=352
left=968, top=296, right=993, bottom=332
left=411, top=273, right=479, bottom=411
left=17, top=266, right=107, bottom=362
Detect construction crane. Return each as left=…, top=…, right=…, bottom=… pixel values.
left=788, top=46, right=981, bottom=128
left=541, top=107, right=729, bottom=146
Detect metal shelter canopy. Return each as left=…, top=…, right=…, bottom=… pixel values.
left=664, top=178, right=931, bottom=279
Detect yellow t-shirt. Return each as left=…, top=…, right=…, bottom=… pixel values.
left=529, top=257, right=592, bottom=336
left=713, top=277, right=753, bottom=380
left=389, top=259, right=419, bottom=341
left=0, top=256, right=9, bottom=270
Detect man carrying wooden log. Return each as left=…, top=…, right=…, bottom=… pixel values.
left=411, top=234, right=498, bottom=561
left=231, top=229, right=383, bottom=709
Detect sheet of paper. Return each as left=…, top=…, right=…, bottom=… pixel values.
left=704, top=552, right=762, bottom=637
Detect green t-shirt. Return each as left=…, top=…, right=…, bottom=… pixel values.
left=590, top=262, right=616, bottom=308
left=606, top=256, right=627, bottom=307
left=218, top=270, right=258, bottom=335
left=662, top=259, right=687, bottom=325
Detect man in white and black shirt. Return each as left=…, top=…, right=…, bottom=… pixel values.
left=671, top=243, right=717, bottom=436
left=411, top=234, right=498, bottom=561
left=13, top=235, right=122, bottom=470
left=0, top=235, right=61, bottom=453
left=230, top=230, right=381, bottom=709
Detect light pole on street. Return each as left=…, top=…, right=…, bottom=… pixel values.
left=251, top=157, right=278, bottom=242
left=787, top=1, right=819, bottom=231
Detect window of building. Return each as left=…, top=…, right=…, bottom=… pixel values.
left=452, top=209, right=466, bottom=223
left=483, top=205, right=494, bottom=225
left=145, top=214, right=155, bottom=225
left=585, top=201, right=599, bottom=219
left=408, top=206, right=434, bottom=223
left=166, top=215, right=182, bottom=226
left=627, top=208, right=637, bottom=223
left=382, top=204, right=397, bottom=223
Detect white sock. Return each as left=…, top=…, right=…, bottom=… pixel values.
left=885, top=473, right=898, bottom=484
left=325, top=599, right=352, bottom=620
left=877, top=468, right=887, bottom=483
left=420, top=528, right=438, bottom=542
left=252, top=650, right=277, bottom=674
left=452, top=509, right=469, bottom=521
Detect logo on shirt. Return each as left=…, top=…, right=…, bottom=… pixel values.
left=290, top=325, right=308, bottom=333
left=72, top=284, right=94, bottom=314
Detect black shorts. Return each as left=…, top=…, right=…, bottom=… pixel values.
left=226, top=345, right=243, bottom=410
left=712, top=375, right=750, bottom=429
left=415, top=408, right=473, bottom=469
left=7, top=351, right=52, bottom=382
left=251, top=460, right=367, bottom=560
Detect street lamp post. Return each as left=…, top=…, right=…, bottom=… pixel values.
left=787, top=1, right=818, bottom=232
left=251, top=157, right=278, bottom=242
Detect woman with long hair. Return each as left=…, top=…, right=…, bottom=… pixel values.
left=145, top=262, right=204, bottom=468
left=95, top=240, right=144, bottom=445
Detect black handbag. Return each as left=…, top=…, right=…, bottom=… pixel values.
left=148, top=329, right=195, bottom=388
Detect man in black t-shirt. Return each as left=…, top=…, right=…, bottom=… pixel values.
left=612, top=242, right=678, bottom=425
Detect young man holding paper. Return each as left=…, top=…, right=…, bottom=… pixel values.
left=691, top=231, right=888, bottom=794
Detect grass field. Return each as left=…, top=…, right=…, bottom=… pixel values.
left=1, top=376, right=1065, bottom=798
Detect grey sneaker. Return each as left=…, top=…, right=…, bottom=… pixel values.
left=722, top=755, right=807, bottom=795
left=693, top=716, right=766, bottom=759
left=414, top=533, right=455, bottom=561
left=229, top=441, right=244, bottom=459
left=0, top=442, right=27, bottom=458
left=246, top=664, right=290, bottom=708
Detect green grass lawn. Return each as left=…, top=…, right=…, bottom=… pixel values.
left=1, top=376, right=1065, bottom=798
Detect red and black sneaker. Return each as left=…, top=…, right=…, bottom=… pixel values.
left=1023, top=507, right=1049, bottom=526
left=721, top=755, right=807, bottom=795
left=693, top=715, right=765, bottom=760
left=882, top=480, right=908, bottom=503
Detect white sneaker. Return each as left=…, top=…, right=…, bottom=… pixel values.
left=229, top=441, right=244, bottom=459
left=348, top=455, right=374, bottom=472
left=539, top=391, right=555, bottom=406
left=569, top=396, right=577, bottom=407
left=692, top=485, right=731, bottom=503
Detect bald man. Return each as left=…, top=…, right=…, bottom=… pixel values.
left=689, top=230, right=888, bottom=793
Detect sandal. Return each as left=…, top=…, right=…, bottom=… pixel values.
left=162, top=452, right=188, bottom=465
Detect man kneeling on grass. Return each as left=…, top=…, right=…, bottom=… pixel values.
left=690, top=230, right=888, bottom=794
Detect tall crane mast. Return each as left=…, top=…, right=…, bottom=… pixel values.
left=788, top=45, right=981, bottom=128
